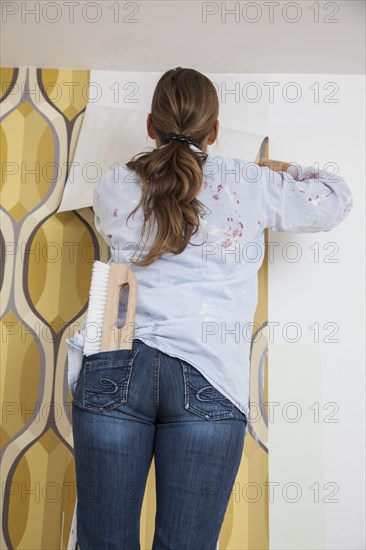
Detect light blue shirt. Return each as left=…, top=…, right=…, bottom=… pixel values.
left=84, top=144, right=353, bottom=418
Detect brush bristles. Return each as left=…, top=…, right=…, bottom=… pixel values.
left=83, top=261, right=111, bottom=356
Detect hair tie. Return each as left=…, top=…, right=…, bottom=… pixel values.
left=166, top=132, right=200, bottom=148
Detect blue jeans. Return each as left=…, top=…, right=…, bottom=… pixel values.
left=71, top=338, right=248, bottom=550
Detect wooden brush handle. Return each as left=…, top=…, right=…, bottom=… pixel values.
left=257, top=158, right=292, bottom=172
left=101, top=263, right=138, bottom=352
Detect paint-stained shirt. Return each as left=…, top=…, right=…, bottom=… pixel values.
left=84, top=144, right=353, bottom=419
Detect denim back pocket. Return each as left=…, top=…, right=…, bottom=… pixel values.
left=180, top=359, right=234, bottom=420
left=80, top=348, right=140, bottom=412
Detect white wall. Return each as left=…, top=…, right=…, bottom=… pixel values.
left=265, top=74, right=365, bottom=550
left=1, top=1, right=364, bottom=74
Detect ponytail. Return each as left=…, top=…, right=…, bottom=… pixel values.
left=125, top=67, right=219, bottom=267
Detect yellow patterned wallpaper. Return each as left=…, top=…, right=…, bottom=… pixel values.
left=0, top=67, right=269, bottom=550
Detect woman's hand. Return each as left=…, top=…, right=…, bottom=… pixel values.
left=257, top=158, right=291, bottom=172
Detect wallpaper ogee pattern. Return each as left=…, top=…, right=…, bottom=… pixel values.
left=0, top=67, right=269, bottom=550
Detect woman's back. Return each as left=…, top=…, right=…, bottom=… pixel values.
left=72, top=67, right=354, bottom=549
left=93, top=143, right=353, bottom=415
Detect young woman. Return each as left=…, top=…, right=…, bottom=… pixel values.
left=70, top=67, right=353, bottom=549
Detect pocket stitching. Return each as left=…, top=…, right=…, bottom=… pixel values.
left=81, top=350, right=138, bottom=411
left=82, top=365, right=132, bottom=411
left=180, top=359, right=234, bottom=420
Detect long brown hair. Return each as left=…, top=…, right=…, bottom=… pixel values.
left=125, top=67, right=219, bottom=266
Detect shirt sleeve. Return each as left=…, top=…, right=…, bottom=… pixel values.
left=260, top=163, right=353, bottom=232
